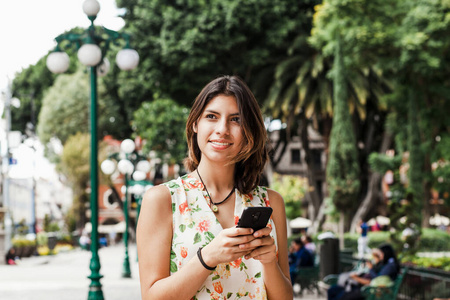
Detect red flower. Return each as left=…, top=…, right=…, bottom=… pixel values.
left=180, top=246, right=188, bottom=258
left=234, top=215, right=240, bottom=225
left=197, top=219, right=211, bottom=233
left=179, top=201, right=189, bottom=214
left=213, top=281, right=223, bottom=294
left=230, top=257, right=242, bottom=268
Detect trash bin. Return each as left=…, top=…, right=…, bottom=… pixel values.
left=320, top=237, right=339, bottom=279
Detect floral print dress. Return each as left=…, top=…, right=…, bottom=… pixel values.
left=163, top=174, right=278, bottom=300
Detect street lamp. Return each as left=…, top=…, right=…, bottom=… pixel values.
left=46, top=1, right=139, bottom=299
left=100, top=139, right=151, bottom=277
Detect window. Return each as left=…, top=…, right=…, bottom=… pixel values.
left=291, top=149, right=301, bottom=164
left=312, top=149, right=322, bottom=170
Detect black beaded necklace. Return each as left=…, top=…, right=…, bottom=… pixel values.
left=196, top=169, right=235, bottom=213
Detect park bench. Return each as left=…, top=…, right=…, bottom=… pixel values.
left=323, top=267, right=409, bottom=300
left=361, top=267, right=408, bottom=300
left=294, top=259, right=321, bottom=296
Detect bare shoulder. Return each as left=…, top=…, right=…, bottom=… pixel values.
left=265, top=188, right=284, bottom=207
left=265, top=188, right=287, bottom=227
left=139, top=184, right=172, bottom=220
left=143, top=184, right=171, bottom=203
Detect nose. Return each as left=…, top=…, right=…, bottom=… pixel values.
left=215, top=118, right=229, bottom=135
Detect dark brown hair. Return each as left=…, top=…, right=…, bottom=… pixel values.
left=184, top=75, right=269, bottom=194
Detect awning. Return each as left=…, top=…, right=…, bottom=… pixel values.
left=289, top=217, right=312, bottom=229
left=84, top=221, right=126, bottom=234
left=430, top=214, right=449, bottom=226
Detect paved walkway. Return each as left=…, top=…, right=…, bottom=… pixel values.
left=0, top=244, right=141, bottom=299
left=0, top=244, right=326, bottom=299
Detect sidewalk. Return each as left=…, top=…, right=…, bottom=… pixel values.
left=293, top=283, right=326, bottom=300
left=0, top=244, right=327, bottom=299
left=0, top=244, right=141, bottom=300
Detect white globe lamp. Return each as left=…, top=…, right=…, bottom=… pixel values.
left=97, top=58, right=110, bottom=77
left=132, top=170, right=146, bottom=181
left=121, top=139, right=136, bottom=154
left=77, top=44, right=102, bottom=66
left=133, top=184, right=145, bottom=196
left=46, top=52, right=70, bottom=74
left=116, top=49, right=140, bottom=71
left=82, top=0, right=100, bottom=17
left=100, top=159, right=116, bottom=175
left=118, top=159, right=134, bottom=175
left=136, top=160, right=151, bottom=173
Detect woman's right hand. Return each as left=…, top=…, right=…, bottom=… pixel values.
left=200, top=226, right=256, bottom=267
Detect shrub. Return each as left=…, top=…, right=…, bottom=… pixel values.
left=417, top=228, right=450, bottom=252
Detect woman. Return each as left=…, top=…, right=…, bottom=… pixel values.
left=328, top=243, right=400, bottom=300
left=137, top=75, right=292, bottom=300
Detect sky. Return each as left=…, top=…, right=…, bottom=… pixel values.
left=0, top=0, right=125, bottom=180
left=0, top=0, right=125, bottom=94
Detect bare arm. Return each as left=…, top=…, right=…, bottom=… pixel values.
left=137, top=185, right=255, bottom=300
left=242, top=189, right=293, bottom=299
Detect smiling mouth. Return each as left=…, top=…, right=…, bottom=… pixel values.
left=210, top=141, right=233, bottom=146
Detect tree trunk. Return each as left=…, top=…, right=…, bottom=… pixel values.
left=300, top=113, right=322, bottom=217
left=350, top=130, right=392, bottom=232
left=339, top=211, right=345, bottom=249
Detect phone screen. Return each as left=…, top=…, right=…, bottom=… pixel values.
left=237, top=207, right=273, bottom=231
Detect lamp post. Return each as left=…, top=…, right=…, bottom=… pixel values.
left=100, top=139, right=151, bottom=277
left=46, top=1, right=138, bottom=299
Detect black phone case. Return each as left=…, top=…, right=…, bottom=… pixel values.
left=237, top=207, right=273, bottom=231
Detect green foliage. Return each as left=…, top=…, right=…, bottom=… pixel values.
left=326, top=40, right=360, bottom=211
left=37, top=70, right=89, bottom=145
left=270, top=173, right=308, bottom=219
left=417, top=228, right=450, bottom=252
left=37, top=232, right=48, bottom=247
left=11, top=238, right=35, bottom=248
left=37, top=68, right=124, bottom=147
left=133, top=98, right=189, bottom=164
left=59, top=133, right=90, bottom=188
left=115, top=0, right=311, bottom=106
left=405, top=257, right=450, bottom=272
left=10, top=56, right=55, bottom=133
left=344, top=229, right=450, bottom=270
left=43, top=214, right=60, bottom=233
left=15, top=219, right=30, bottom=236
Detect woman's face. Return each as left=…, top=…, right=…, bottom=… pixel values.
left=372, top=248, right=384, bottom=264
left=194, top=95, right=244, bottom=165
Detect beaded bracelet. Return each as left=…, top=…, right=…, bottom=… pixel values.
left=197, top=247, right=216, bottom=271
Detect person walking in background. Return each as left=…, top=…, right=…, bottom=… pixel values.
left=137, top=76, right=292, bottom=300
left=357, top=219, right=370, bottom=259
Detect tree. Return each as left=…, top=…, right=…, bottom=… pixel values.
left=115, top=0, right=311, bottom=106
left=59, top=133, right=91, bottom=229
left=311, top=0, right=450, bottom=252
left=132, top=98, right=189, bottom=164
left=37, top=67, right=124, bottom=147
left=326, top=39, right=360, bottom=233
left=11, top=27, right=86, bottom=135
left=270, top=173, right=308, bottom=220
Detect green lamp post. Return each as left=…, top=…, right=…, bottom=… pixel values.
left=100, top=139, right=152, bottom=276
left=46, top=1, right=139, bottom=299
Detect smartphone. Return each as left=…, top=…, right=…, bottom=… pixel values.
left=237, top=207, right=273, bottom=231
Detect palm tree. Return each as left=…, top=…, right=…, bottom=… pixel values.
left=262, top=34, right=392, bottom=232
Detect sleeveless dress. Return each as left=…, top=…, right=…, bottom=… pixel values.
left=163, top=174, right=278, bottom=300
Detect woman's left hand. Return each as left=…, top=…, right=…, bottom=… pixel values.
left=238, top=227, right=277, bottom=264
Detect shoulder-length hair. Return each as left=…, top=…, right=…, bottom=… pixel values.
left=184, top=75, right=269, bottom=194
